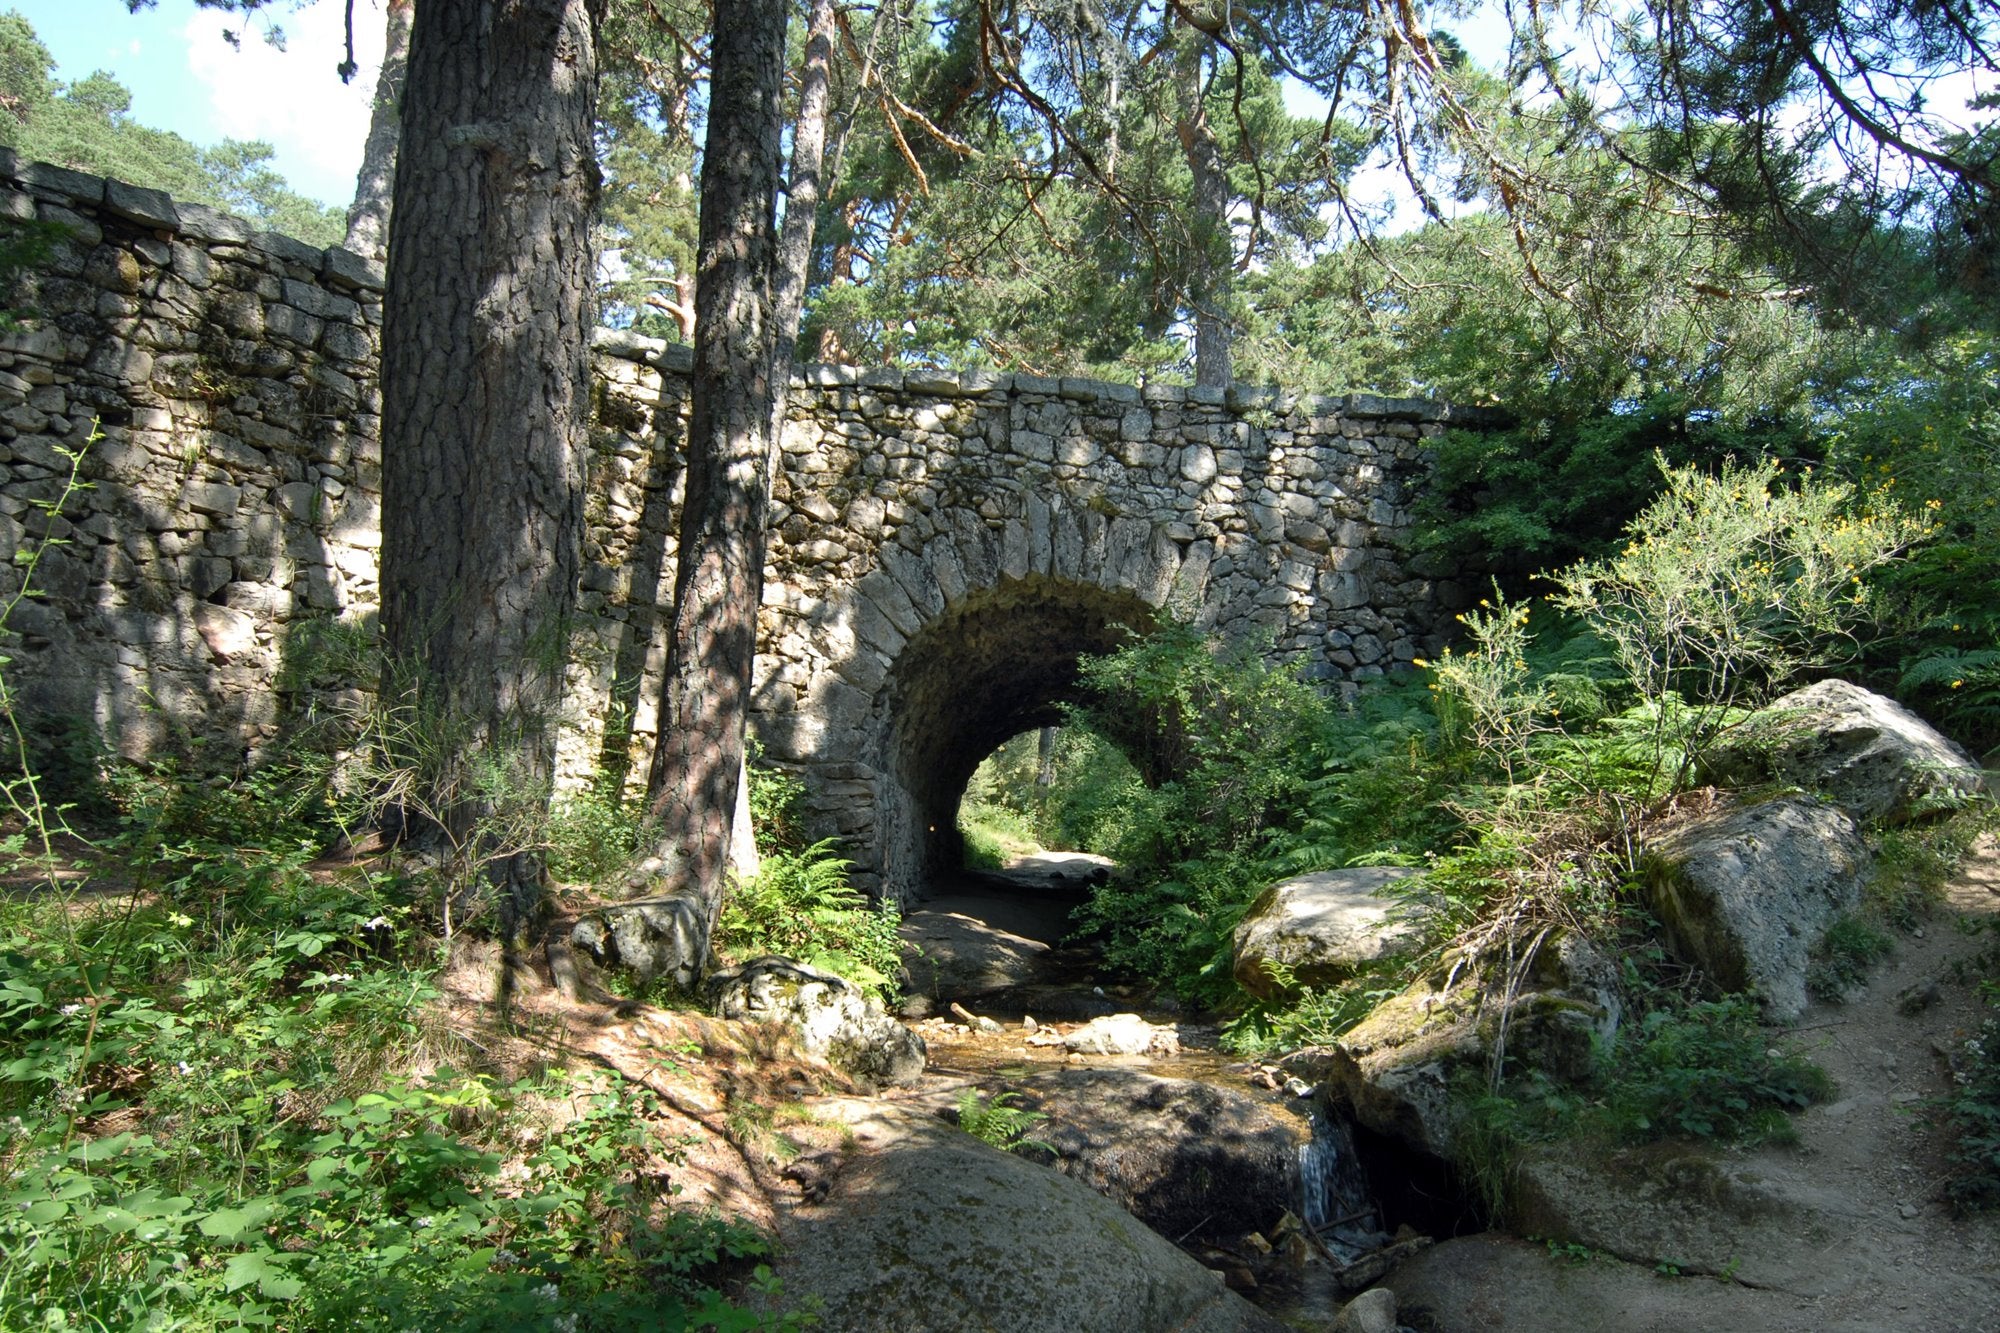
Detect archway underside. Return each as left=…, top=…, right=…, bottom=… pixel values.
left=873, top=575, right=1160, bottom=900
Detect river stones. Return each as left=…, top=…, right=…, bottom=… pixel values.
left=767, top=1101, right=1287, bottom=1333
left=1009, top=1068, right=1309, bottom=1241
left=1061, top=1011, right=1181, bottom=1055
left=706, top=956, right=927, bottom=1086
left=1231, top=866, right=1426, bottom=1000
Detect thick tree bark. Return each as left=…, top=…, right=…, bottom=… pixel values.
left=645, top=0, right=788, bottom=935
left=344, top=0, right=412, bottom=260
left=378, top=0, right=605, bottom=919
left=1175, top=36, right=1232, bottom=390
left=722, top=0, right=836, bottom=883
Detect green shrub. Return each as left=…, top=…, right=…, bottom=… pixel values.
left=1553, top=454, right=1927, bottom=783
left=716, top=841, right=902, bottom=1000
left=1807, top=915, right=1896, bottom=1002
left=953, top=1089, right=1050, bottom=1155
left=1598, top=998, right=1831, bottom=1143
left=546, top=788, right=646, bottom=885
left=1940, top=1009, right=2000, bottom=1213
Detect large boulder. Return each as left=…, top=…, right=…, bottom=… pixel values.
left=1326, top=977, right=1604, bottom=1159
left=1641, top=795, right=1869, bottom=1021
left=766, top=1102, right=1287, bottom=1333
left=899, top=908, right=1050, bottom=997
left=1009, top=1068, right=1310, bottom=1241
left=568, top=889, right=707, bottom=990
left=706, top=956, right=926, bottom=1086
left=1232, top=867, right=1425, bottom=1000
left=1702, top=679, right=1982, bottom=824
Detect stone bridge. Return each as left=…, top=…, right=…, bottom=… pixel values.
left=592, top=339, right=1483, bottom=900
left=0, top=155, right=1486, bottom=904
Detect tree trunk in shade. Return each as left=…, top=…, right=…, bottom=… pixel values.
left=378, top=0, right=606, bottom=923
left=645, top=0, right=788, bottom=941
left=344, top=0, right=412, bottom=260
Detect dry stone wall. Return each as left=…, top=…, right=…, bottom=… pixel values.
left=0, top=157, right=1482, bottom=903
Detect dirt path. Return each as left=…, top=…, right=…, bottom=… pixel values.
left=1389, top=839, right=2000, bottom=1333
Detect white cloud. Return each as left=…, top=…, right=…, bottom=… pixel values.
left=183, top=0, right=388, bottom=207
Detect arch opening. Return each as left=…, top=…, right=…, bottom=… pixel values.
left=958, top=725, right=1143, bottom=873
left=873, top=575, right=1162, bottom=903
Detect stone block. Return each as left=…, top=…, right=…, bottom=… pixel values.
left=19, top=161, right=105, bottom=204
left=319, top=246, right=385, bottom=291
left=104, top=179, right=179, bottom=231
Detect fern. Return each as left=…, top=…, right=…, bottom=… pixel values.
left=716, top=840, right=904, bottom=999
left=954, top=1089, right=1051, bottom=1155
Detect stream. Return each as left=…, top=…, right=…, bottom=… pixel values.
left=894, top=853, right=1433, bottom=1327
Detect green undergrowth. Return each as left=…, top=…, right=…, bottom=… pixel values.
left=714, top=839, right=902, bottom=1002
left=951, top=1089, right=1051, bottom=1156
left=1941, top=917, right=2000, bottom=1213
left=1455, top=995, right=1834, bottom=1220
left=0, top=827, right=805, bottom=1331
left=0, top=449, right=807, bottom=1328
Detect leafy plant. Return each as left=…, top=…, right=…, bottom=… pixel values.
left=953, top=1089, right=1050, bottom=1155
left=715, top=841, right=902, bottom=1000
left=1807, top=915, right=1895, bottom=1002
left=1553, top=454, right=1928, bottom=784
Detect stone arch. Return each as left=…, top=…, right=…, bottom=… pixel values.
left=783, top=496, right=1210, bottom=905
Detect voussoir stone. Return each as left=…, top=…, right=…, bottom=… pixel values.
left=1641, top=794, right=1869, bottom=1021
left=1700, top=678, right=1982, bottom=825
left=1232, top=866, right=1425, bottom=1000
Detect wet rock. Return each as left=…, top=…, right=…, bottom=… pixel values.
left=1011, top=1068, right=1309, bottom=1241
left=1327, top=978, right=1604, bottom=1158
left=1333, top=1287, right=1398, bottom=1333
left=1232, top=866, right=1426, bottom=1001
left=707, top=956, right=926, bottom=1086
left=1642, top=795, right=1869, bottom=1021
left=768, top=1101, right=1287, bottom=1332
left=1062, top=1012, right=1181, bottom=1056
left=1701, top=679, right=1981, bottom=825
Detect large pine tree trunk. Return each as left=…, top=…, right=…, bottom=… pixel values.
left=645, top=0, right=789, bottom=937
left=378, top=0, right=606, bottom=922
left=1175, top=35, right=1232, bottom=390
left=344, top=0, right=412, bottom=260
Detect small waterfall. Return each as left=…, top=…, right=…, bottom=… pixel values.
left=1298, top=1101, right=1389, bottom=1262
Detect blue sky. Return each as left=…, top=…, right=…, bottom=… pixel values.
left=15, top=0, right=386, bottom=207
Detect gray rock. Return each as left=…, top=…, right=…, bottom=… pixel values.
left=1232, top=866, right=1425, bottom=1000
left=766, top=1102, right=1285, bottom=1333
left=1062, top=1012, right=1181, bottom=1056
left=568, top=889, right=709, bottom=991
left=899, top=909, right=1049, bottom=996
left=707, top=956, right=926, bottom=1086
left=1334, top=1287, right=1398, bottom=1333
left=1701, top=679, right=1982, bottom=824
left=1642, top=795, right=1868, bottom=1020
left=1012, top=1068, right=1308, bottom=1241
left=1328, top=979, right=1606, bottom=1158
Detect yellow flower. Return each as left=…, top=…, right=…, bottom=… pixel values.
left=1951, top=679, right=1964, bottom=690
